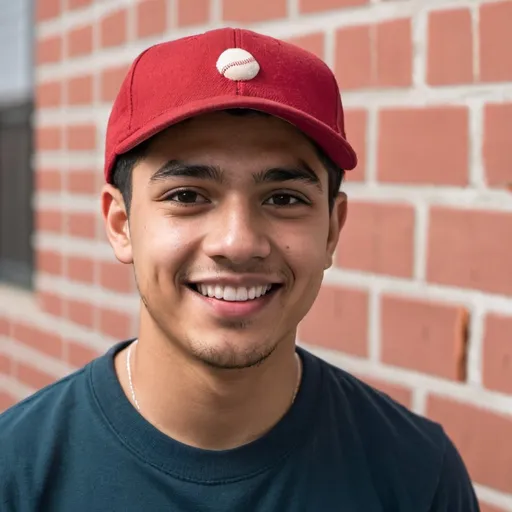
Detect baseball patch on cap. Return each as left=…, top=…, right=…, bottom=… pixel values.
left=216, top=48, right=260, bottom=81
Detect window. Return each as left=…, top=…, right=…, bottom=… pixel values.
left=0, top=0, right=34, bottom=289
left=0, top=101, right=33, bottom=289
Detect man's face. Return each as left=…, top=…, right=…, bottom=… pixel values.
left=104, top=111, right=346, bottom=369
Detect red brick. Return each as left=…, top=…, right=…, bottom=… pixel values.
left=483, top=314, right=512, bottom=395
left=37, top=250, right=63, bottom=276
left=381, top=296, right=468, bottom=380
left=357, top=375, right=412, bottom=409
left=12, top=323, right=63, bottom=359
left=67, top=170, right=97, bottom=195
left=337, top=202, right=414, bottom=277
left=99, top=308, right=133, bottom=339
left=286, top=33, right=325, bottom=60
left=0, top=353, right=11, bottom=374
left=100, top=9, right=128, bottom=48
left=299, top=0, right=368, bottom=13
left=99, top=261, right=135, bottom=293
left=376, top=18, right=412, bottom=87
left=66, top=256, right=95, bottom=284
left=67, top=0, right=93, bottom=9
left=377, top=107, right=468, bottom=185
left=0, top=317, right=10, bottom=336
left=66, top=124, right=96, bottom=151
left=427, top=396, right=512, bottom=493
left=344, top=109, right=367, bottom=180
left=483, top=103, right=512, bottom=187
left=0, top=391, right=17, bottom=412
left=177, top=0, right=210, bottom=26
left=299, top=285, right=368, bottom=357
left=427, top=208, right=512, bottom=295
left=17, top=363, right=55, bottom=390
left=36, top=81, right=62, bottom=108
left=36, top=168, right=62, bottom=192
left=136, top=0, right=167, bottom=38
left=67, top=25, right=93, bottom=57
left=480, top=504, right=507, bottom=512
left=68, top=340, right=101, bottom=367
left=38, top=290, right=64, bottom=317
left=335, top=25, right=372, bottom=90
left=37, top=35, right=62, bottom=64
left=479, top=1, right=512, bottom=82
left=100, top=65, right=129, bottom=102
left=67, top=299, right=95, bottom=328
left=67, top=212, right=97, bottom=239
left=36, top=126, right=62, bottom=151
left=427, top=8, right=473, bottom=85
left=222, top=0, right=287, bottom=22
left=37, top=0, right=60, bottom=21
left=67, top=74, right=94, bottom=105
left=36, top=209, right=62, bottom=233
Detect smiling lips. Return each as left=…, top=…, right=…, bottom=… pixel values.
left=192, top=284, right=274, bottom=302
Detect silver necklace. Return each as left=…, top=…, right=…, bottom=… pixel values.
left=126, top=340, right=302, bottom=413
left=126, top=340, right=140, bottom=411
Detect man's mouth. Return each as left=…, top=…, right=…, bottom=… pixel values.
left=187, top=283, right=282, bottom=302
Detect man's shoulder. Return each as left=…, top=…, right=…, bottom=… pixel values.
left=0, top=357, right=110, bottom=510
left=310, top=350, right=448, bottom=477
left=0, top=341, right=125, bottom=443
left=308, top=351, right=477, bottom=508
left=0, top=365, right=90, bottom=450
left=309, top=351, right=478, bottom=510
left=310, top=349, right=444, bottom=445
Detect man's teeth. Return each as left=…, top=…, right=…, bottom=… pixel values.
left=195, top=284, right=273, bottom=301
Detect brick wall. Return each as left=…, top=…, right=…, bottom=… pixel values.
left=0, top=0, right=511, bottom=510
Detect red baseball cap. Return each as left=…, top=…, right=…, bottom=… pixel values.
left=104, top=27, right=358, bottom=183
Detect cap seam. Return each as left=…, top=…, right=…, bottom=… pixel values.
left=234, top=28, right=240, bottom=95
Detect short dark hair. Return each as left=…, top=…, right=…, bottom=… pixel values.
left=111, top=109, right=345, bottom=216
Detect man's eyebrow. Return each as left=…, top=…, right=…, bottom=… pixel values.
left=149, top=159, right=322, bottom=191
left=253, top=160, right=323, bottom=192
left=149, top=160, right=225, bottom=183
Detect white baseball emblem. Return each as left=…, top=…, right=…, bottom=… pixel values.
left=216, top=48, right=260, bottom=81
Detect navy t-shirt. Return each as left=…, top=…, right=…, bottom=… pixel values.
left=0, top=340, right=480, bottom=511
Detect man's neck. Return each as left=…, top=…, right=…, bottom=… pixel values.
left=115, top=334, right=301, bottom=451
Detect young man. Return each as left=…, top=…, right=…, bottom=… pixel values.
left=0, top=28, right=480, bottom=511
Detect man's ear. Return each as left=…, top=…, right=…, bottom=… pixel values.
left=325, top=192, right=347, bottom=270
left=101, top=184, right=133, bottom=264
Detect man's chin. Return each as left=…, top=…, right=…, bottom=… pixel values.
left=188, top=340, right=277, bottom=370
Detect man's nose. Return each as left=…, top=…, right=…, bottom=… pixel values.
left=201, top=198, right=272, bottom=264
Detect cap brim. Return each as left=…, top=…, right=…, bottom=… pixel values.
left=113, top=95, right=357, bottom=176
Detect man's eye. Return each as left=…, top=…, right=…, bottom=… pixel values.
left=265, top=194, right=304, bottom=206
left=166, top=190, right=208, bottom=204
